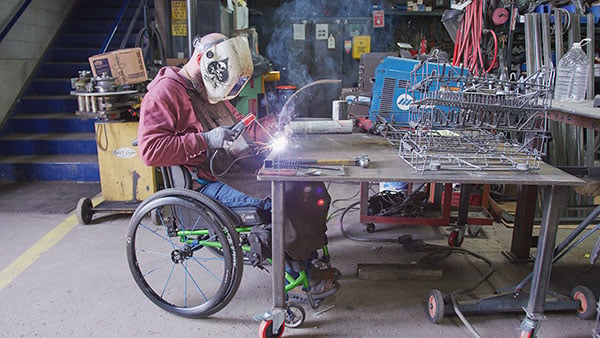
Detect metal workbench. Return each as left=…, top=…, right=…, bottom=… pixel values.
left=257, top=132, right=585, bottom=336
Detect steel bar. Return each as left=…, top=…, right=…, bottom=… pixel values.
left=541, top=13, right=552, bottom=68
left=555, top=11, right=564, bottom=62
left=587, top=13, right=595, bottom=99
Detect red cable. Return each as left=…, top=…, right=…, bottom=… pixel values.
left=484, top=29, right=498, bottom=74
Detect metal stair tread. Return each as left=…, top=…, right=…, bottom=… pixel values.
left=0, top=132, right=95, bottom=141
left=0, top=154, right=98, bottom=164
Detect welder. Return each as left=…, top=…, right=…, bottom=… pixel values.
left=137, top=32, right=340, bottom=301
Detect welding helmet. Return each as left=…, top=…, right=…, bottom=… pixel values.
left=197, top=36, right=253, bottom=103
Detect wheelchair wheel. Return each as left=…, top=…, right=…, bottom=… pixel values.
left=126, top=195, right=243, bottom=318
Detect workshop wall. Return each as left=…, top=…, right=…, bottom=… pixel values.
left=0, top=0, right=76, bottom=125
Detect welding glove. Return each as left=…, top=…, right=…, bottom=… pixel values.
left=201, top=126, right=236, bottom=150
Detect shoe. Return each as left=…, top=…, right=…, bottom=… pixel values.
left=309, top=266, right=342, bottom=282
left=287, top=278, right=339, bottom=304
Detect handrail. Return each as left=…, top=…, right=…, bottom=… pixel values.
left=100, top=0, right=132, bottom=53
left=0, top=0, right=33, bottom=44
left=119, top=0, right=145, bottom=50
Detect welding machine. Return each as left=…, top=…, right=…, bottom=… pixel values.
left=368, top=56, right=466, bottom=126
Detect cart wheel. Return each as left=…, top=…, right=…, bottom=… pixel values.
left=285, top=303, right=306, bottom=328
left=76, top=197, right=93, bottom=225
left=426, top=289, right=445, bottom=324
left=448, top=230, right=464, bottom=247
left=365, top=223, right=376, bottom=233
left=259, top=319, right=285, bottom=338
left=572, top=285, right=597, bottom=319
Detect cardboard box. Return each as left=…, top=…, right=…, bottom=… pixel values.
left=88, top=48, right=148, bottom=86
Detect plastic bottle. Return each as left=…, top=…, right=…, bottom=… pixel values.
left=554, top=39, right=591, bottom=102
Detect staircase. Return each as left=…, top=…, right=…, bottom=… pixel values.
left=0, top=0, right=144, bottom=182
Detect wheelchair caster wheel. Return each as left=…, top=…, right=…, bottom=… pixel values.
left=76, top=197, right=93, bottom=225
left=426, top=289, right=445, bottom=324
left=259, top=319, right=285, bottom=338
left=285, top=303, right=305, bottom=328
left=572, top=285, right=596, bottom=319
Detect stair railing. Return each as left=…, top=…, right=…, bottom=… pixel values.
left=0, top=0, right=33, bottom=44
left=100, top=0, right=133, bottom=53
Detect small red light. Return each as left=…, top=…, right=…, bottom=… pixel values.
left=317, top=199, right=325, bottom=207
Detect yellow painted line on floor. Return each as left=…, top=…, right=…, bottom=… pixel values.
left=0, top=196, right=103, bottom=291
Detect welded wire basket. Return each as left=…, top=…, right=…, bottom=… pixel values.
left=389, top=127, right=546, bottom=172
left=386, top=60, right=554, bottom=172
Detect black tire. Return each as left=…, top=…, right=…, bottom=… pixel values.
left=427, top=289, right=445, bottom=324
left=365, top=223, right=376, bottom=233
left=76, top=197, right=93, bottom=225
left=136, top=188, right=245, bottom=301
left=285, top=303, right=306, bottom=328
left=572, top=285, right=597, bottom=319
left=126, top=195, right=243, bottom=318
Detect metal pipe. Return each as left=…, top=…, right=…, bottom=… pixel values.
left=532, top=14, right=542, bottom=74
left=524, top=14, right=535, bottom=77
left=187, top=0, right=195, bottom=56
left=568, top=13, right=580, bottom=48
left=541, top=13, right=552, bottom=68
left=587, top=13, right=595, bottom=99
left=555, top=11, right=564, bottom=63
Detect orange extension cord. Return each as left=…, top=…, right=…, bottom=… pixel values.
left=452, top=0, right=498, bottom=76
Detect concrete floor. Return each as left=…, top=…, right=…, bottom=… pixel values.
left=1, top=182, right=599, bottom=337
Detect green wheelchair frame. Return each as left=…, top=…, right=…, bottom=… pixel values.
left=126, top=166, right=332, bottom=329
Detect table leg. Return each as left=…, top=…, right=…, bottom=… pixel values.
left=519, top=185, right=565, bottom=337
left=271, top=181, right=286, bottom=333
left=504, top=185, right=538, bottom=263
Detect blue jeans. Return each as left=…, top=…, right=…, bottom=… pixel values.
left=199, top=181, right=272, bottom=211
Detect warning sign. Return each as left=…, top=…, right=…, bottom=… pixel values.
left=373, top=10, right=385, bottom=28
left=352, top=35, right=371, bottom=59
left=171, top=1, right=187, bottom=37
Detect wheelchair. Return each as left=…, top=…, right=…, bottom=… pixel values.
left=125, top=165, right=333, bottom=330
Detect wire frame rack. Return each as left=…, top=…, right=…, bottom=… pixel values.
left=388, top=58, right=554, bottom=173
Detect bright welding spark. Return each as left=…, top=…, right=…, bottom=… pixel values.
left=270, top=135, right=288, bottom=153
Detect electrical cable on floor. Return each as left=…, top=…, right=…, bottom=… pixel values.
left=338, top=191, right=495, bottom=337
left=420, top=245, right=494, bottom=338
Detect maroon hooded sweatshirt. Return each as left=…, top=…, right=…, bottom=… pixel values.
left=138, top=66, right=274, bottom=183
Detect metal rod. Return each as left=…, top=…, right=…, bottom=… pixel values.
left=555, top=10, right=564, bottom=62
left=532, top=13, right=542, bottom=74
left=541, top=13, right=552, bottom=68
left=587, top=13, right=595, bottom=99
left=187, top=0, right=195, bottom=57
left=524, top=14, right=535, bottom=77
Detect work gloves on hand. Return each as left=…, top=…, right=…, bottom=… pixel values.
left=201, top=126, right=236, bottom=150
